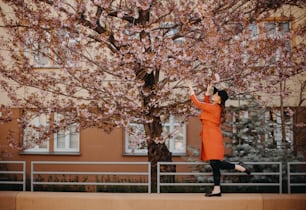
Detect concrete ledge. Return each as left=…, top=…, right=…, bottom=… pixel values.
left=262, top=194, right=306, bottom=210
left=0, top=191, right=18, bottom=210
left=0, top=191, right=305, bottom=210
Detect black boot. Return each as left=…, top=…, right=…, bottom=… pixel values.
left=205, top=192, right=222, bottom=197
left=239, top=162, right=251, bottom=176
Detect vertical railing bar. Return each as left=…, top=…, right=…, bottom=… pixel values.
left=148, top=162, right=151, bottom=193
left=23, top=161, right=26, bottom=191
left=288, top=162, right=291, bottom=194
left=157, top=162, right=160, bottom=193
left=31, top=161, right=34, bottom=192
left=279, top=162, right=282, bottom=194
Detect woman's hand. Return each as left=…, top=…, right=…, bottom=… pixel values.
left=212, top=73, right=220, bottom=84
left=186, top=81, right=195, bottom=95
left=206, top=83, right=213, bottom=95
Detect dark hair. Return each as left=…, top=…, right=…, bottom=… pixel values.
left=213, top=87, right=228, bottom=106
left=213, top=87, right=228, bottom=122
left=220, top=104, right=226, bottom=123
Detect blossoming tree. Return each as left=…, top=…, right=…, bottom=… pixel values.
left=0, top=0, right=305, bottom=191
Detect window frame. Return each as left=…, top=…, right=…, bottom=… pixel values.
left=24, top=28, right=81, bottom=68
left=23, top=112, right=50, bottom=153
left=231, top=108, right=293, bottom=150
left=265, top=109, right=293, bottom=149
left=162, top=115, right=187, bottom=155
left=53, top=113, right=80, bottom=152
left=238, top=20, right=292, bottom=66
left=24, top=30, right=51, bottom=68
left=22, top=111, right=80, bottom=154
left=52, top=28, right=81, bottom=67
left=124, top=115, right=187, bottom=156
left=262, top=20, right=292, bottom=64
left=241, top=23, right=260, bottom=65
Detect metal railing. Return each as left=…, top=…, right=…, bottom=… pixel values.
left=1, top=161, right=306, bottom=193
left=157, top=161, right=282, bottom=193
left=31, top=161, right=151, bottom=192
left=287, top=162, right=306, bottom=194
left=0, top=161, right=26, bottom=191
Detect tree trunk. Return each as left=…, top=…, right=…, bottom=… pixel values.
left=144, top=117, right=175, bottom=193
left=148, top=141, right=173, bottom=193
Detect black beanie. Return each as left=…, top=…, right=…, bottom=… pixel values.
left=213, top=87, right=229, bottom=105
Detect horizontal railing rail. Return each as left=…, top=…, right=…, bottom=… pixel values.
left=31, top=161, right=151, bottom=193
left=287, top=162, right=306, bottom=194
left=0, top=161, right=26, bottom=191
left=157, top=161, right=282, bottom=193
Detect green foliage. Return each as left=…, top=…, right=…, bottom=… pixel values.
left=222, top=93, right=302, bottom=162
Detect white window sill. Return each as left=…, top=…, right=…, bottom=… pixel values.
left=20, top=151, right=81, bottom=156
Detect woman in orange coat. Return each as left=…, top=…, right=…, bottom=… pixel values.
left=188, top=83, right=250, bottom=197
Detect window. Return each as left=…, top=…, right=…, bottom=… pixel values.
left=23, top=111, right=80, bottom=154
left=248, top=23, right=259, bottom=40
left=232, top=110, right=249, bottom=138
left=242, top=23, right=259, bottom=64
left=23, top=112, right=50, bottom=152
left=33, top=41, right=50, bottom=67
left=162, top=115, right=186, bottom=154
left=231, top=108, right=293, bottom=149
left=53, top=113, right=80, bottom=152
left=53, top=29, right=80, bottom=67
left=263, top=21, right=291, bottom=64
left=125, top=123, right=147, bottom=155
left=24, top=31, right=51, bottom=67
left=240, top=20, right=291, bottom=66
left=24, top=28, right=80, bottom=68
left=265, top=109, right=293, bottom=149
left=124, top=115, right=187, bottom=155
left=161, top=22, right=185, bottom=44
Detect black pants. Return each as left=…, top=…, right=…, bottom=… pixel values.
left=209, top=160, right=235, bottom=186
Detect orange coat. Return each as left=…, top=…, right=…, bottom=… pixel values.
left=190, top=94, right=224, bottom=161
